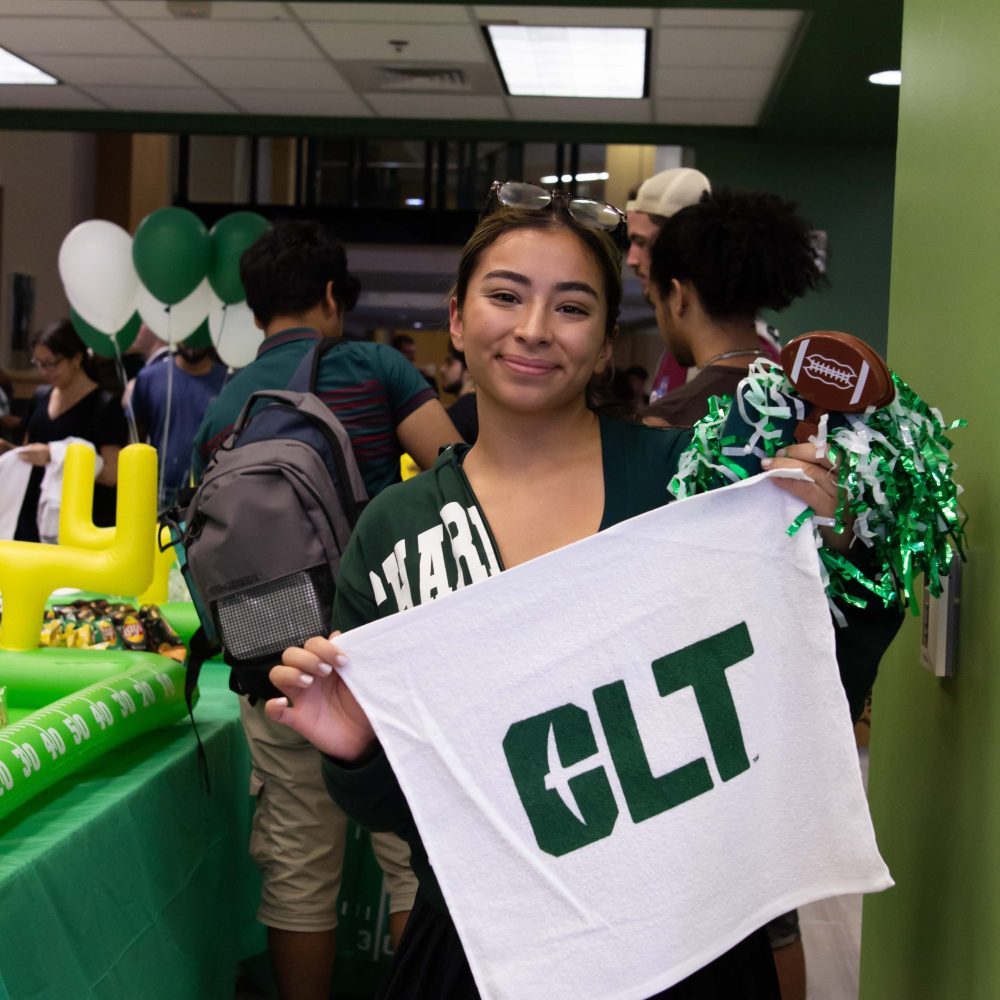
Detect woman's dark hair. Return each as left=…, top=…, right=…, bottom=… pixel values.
left=453, top=204, right=623, bottom=342
left=31, top=320, right=124, bottom=390
left=31, top=319, right=87, bottom=360
left=647, top=187, right=825, bottom=321
left=31, top=319, right=106, bottom=381
left=240, top=220, right=361, bottom=327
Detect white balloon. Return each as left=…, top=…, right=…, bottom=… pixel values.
left=58, top=220, right=139, bottom=333
left=208, top=295, right=263, bottom=369
left=137, top=278, right=212, bottom=343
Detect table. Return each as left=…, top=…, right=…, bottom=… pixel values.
left=0, top=654, right=264, bottom=999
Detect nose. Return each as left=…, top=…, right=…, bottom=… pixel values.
left=514, top=301, right=550, bottom=346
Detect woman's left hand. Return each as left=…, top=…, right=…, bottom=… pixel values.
left=18, top=443, right=50, bottom=466
left=762, top=442, right=852, bottom=553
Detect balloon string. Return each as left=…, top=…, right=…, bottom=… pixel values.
left=217, top=303, right=228, bottom=353
left=113, top=335, right=139, bottom=444
left=158, top=305, right=174, bottom=512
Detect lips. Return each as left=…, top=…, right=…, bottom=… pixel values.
left=500, top=354, right=558, bottom=376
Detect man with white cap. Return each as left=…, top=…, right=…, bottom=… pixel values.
left=626, top=167, right=711, bottom=298
left=625, top=167, right=780, bottom=403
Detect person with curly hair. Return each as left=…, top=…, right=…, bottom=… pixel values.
left=641, top=188, right=828, bottom=999
left=642, top=187, right=824, bottom=428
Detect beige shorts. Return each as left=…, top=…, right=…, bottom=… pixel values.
left=240, top=697, right=418, bottom=933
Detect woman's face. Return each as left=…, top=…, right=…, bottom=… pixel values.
left=449, top=226, right=612, bottom=416
left=32, top=344, right=81, bottom=389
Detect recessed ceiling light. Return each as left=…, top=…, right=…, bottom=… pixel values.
left=485, top=25, right=647, bottom=99
left=0, top=46, right=57, bottom=86
left=868, top=70, right=901, bottom=86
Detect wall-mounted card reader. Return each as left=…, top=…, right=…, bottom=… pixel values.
left=920, top=558, right=962, bottom=678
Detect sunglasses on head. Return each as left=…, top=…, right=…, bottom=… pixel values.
left=480, top=180, right=628, bottom=252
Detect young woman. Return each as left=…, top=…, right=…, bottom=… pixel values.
left=266, top=186, right=850, bottom=998
left=643, top=187, right=824, bottom=428
left=15, top=319, right=128, bottom=540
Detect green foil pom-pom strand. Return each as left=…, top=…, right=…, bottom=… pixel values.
left=668, top=361, right=966, bottom=614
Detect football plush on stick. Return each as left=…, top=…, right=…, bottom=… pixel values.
left=779, top=331, right=894, bottom=443
left=780, top=331, right=894, bottom=412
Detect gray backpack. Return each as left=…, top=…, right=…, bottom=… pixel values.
left=169, top=339, right=368, bottom=708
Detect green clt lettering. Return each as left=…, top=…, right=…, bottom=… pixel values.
left=504, top=622, right=754, bottom=857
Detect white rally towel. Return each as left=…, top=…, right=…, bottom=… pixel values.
left=335, top=471, right=892, bottom=1000
left=0, top=447, right=33, bottom=539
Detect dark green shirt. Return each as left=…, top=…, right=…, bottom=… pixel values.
left=191, top=328, right=438, bottom=495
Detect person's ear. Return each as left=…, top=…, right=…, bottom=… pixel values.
left=324, top=281, right=342, bottom=319
left=671, top=278, right=696, bottom=318
left=449, top=297, right=464, bottom=351
left=593, top=326, right=617, bottom=375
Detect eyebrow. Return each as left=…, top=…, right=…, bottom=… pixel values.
left=481, top=269, right=600, bottom=299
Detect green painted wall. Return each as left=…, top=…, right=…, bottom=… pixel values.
left=693, top=138, right=897, bottom=354
left=859, top=1, right=1000, bottom=997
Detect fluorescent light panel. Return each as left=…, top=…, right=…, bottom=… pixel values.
left=0, top=47, right=57, bottom=86
left=486, top=25, right=647, bottom=99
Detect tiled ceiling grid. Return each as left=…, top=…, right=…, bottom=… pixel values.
left=0, top=1, right=803, bottom=126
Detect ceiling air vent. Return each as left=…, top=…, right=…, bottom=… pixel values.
left=375, top=67, right=470, bottom=93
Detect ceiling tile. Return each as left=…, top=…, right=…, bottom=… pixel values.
left=508, top=96, right=652, bottom=123
left=474, top=5, right=654, bottom=28
left=136, top=19, right=320, bottom=59
left=654, top=97, right=761, bottom=126
left=307, top=22, right=487, bottom=63
left=185, top=57, right=349, bottom=91
left=290, top=3, right=470, bottom=24
left=34, top=55, right=201, bottom=88
left=109, top=1, right=291, bottom=18
left=82, top=85, right=239, bottom=113
left=0, top=1, right=110, bottom=14
left=0, top=17, right=160, bottom=55
left=364, top=93, right=509, bottom=119
left=225, top=88, right=371, bottom=116
left=656, top=27, right=793, bottom=68
left=654, top=66, right=774, bottom=102
left=0, top=83, right=103, bottom=108
left=658, top=8, right=803, bottom=30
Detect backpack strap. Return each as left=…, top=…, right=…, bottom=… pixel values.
left=287, top=336, right=348, bottom=394
left=184, top=625, right=222, bottom=793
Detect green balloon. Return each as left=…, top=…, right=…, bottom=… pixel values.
left=71, top=309, right=141, bottom=358
left=132, top=207, right=211, bottom=305
left=208, top=211, right=271, bottom=304
left=181, top=318, right=212, bottom=349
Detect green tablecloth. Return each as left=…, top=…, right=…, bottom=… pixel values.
left=0, top=656, right=263, bottom=999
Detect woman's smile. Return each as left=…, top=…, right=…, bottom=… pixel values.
left=499, top=353, right=559, bottom=376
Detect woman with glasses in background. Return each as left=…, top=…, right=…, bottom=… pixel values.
left=14, top=319, right=128, bottom=541
left=264, top=184, right=852, bottom=998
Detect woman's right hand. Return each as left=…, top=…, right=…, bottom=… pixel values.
left=266, top=632, right=377, bottom=762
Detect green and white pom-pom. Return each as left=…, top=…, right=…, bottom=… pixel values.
left=669, top=360, right=966, bottom=613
